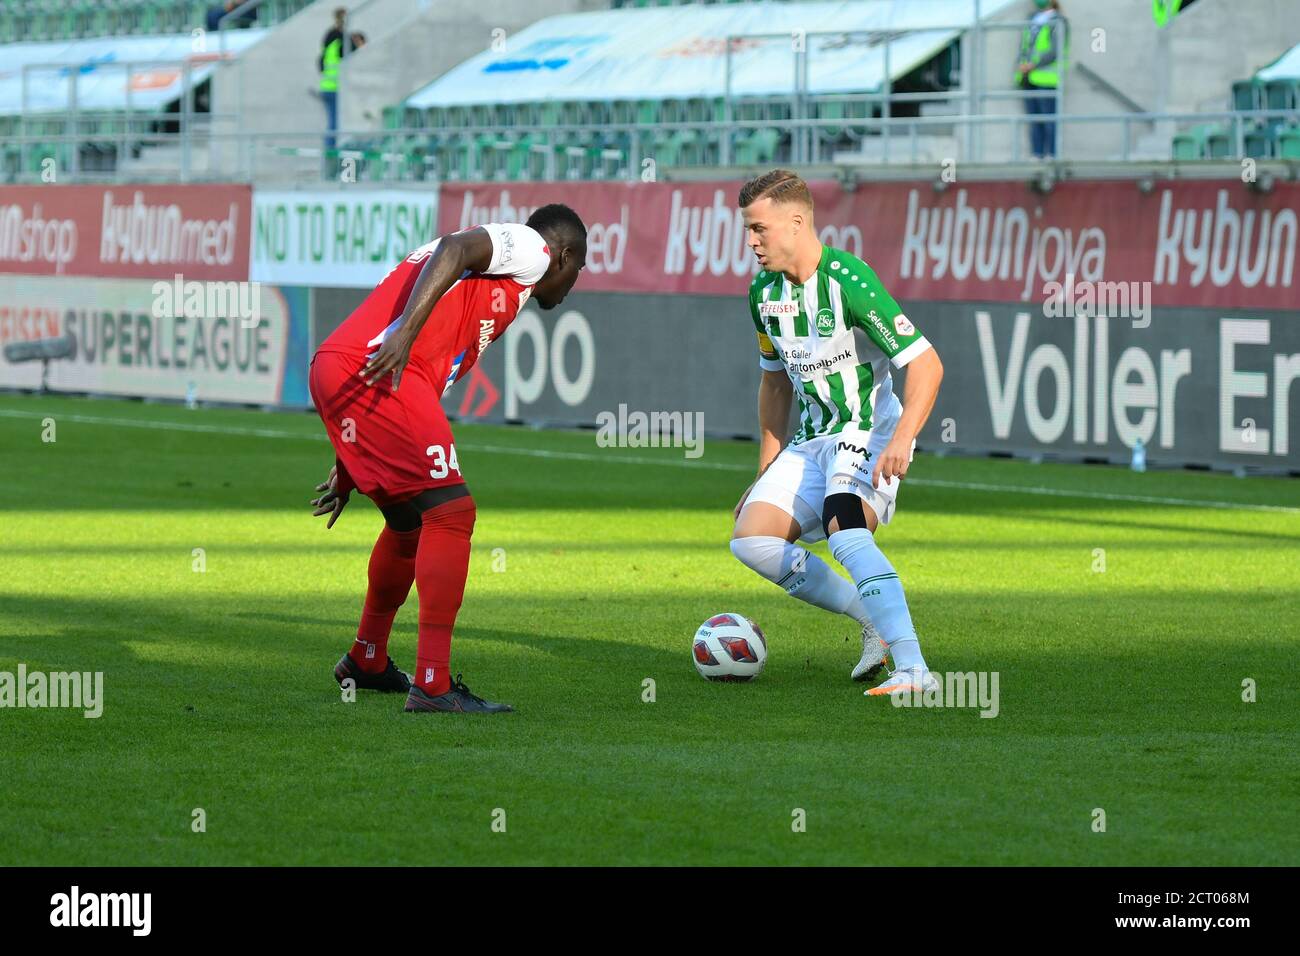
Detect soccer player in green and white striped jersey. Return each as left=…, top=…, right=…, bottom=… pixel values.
left=729, top=170, right=945, bottom=697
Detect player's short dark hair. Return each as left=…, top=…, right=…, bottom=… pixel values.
left=738, top=169, right=813, bottom=212
left=526, top=203, right=587, bottom=249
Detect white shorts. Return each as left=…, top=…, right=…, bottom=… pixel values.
left=745, top=422, right=911, bottom=543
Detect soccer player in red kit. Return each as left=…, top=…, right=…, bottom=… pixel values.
left=308, top=204, right=587, bottom=714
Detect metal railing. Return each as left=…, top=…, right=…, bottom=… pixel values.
left=4, top=107, right=1297, bottom=185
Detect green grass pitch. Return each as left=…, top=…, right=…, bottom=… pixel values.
left=1, top=393, right=1297, bottom=866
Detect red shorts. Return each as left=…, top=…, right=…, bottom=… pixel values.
left=309, top=349, right=465, bottom=508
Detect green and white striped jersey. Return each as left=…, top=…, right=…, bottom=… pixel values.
left=748, top=245, right=931, bottom=444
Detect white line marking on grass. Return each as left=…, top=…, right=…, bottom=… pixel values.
left=909, top=478, right=1300, bottom=513
left=0, top=409, right=310, bottom=440
left=3, top=408, right=1297, bottom=514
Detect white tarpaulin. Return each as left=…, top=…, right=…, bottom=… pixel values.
left=406, top=0, right=1015, bottom=107
left=0, top=30, right=267, bottom=115
left=1257, top=42, right=1300, bottom=81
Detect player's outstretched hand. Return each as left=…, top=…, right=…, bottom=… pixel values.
left=360, top=333, right=411, bottom=390
left=871, top=438, right=911, bottom=489
left=311, top=465, right=349, bottom=529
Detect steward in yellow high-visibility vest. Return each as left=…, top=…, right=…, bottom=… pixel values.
left=319, top=8, right=348, bottom=153
left=1016, top=0, right=1068, bottom=158
left=320, top=37, right=342, bottom=94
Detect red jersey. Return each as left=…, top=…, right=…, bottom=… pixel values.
left=316, top=222, right=551, bottom=394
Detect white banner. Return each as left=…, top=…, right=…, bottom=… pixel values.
left=251, top=190, right=440, bottom=289
left=0, top=275, right=293, bottom=404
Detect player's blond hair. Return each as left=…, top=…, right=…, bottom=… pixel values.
left=737, top=169, right=814, bottom=213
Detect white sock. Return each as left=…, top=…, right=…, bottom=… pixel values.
left=730, top=536, right=868, bottom=624
left=827, top=528, right=927, bottom=671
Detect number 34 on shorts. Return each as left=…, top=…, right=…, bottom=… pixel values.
left=427, top=443, right=461, bottom=479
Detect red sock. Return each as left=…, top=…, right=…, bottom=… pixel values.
left=414, top=496, right=476, bottom=696
left=350, top=525, right=421, bottom=673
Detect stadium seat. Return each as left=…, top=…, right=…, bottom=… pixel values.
left=1265, top=78, right=1300, bottom=112
left=445, top=105, right=470, bottom=131
left=817, top=98, right=846, bottom=138
left=733, top=127, right=780, bottom=166
left=1172, top=123, right=1230, bottom=160
left=1232, top=79, right=1266, bottom=112
left=1244, top=123, right=1273, bottom=158
left=1203, top=125, right=1233, bottom=159
left=1279, top=126, right=1300, bottom=159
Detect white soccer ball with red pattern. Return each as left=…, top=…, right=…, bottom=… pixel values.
left=692, top=613, right=768, bottom=682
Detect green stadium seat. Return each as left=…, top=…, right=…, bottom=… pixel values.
left=648, top=132, right=684, bottom=169
left=1265, top=79, right=1300, bottom=112
left=1172, top=125, right=1206, bottom=160
left=1172, top=123, right=1230, bottom=160
left=609, top=100, right=636, bottom=126
left=1204, top=125, right=1233, bottom=159
left=560, top=101, right=587, bottom=127
left=1232, top=79, right=1265, bottom=112
left=1279, top=127, right=1300, bottom=159
left=671, top=128, right=706, bottom=166
left=536, top=101, right=563, bottom=128
left=441, top=105, right=465, bottom=130
left=816, top=98, right=846, bottom=138
left=734, top=127, right=780, bottom=165
left=442, top=133, right=473, bottom=180
left=1244, top=123, right=1273, bottom=158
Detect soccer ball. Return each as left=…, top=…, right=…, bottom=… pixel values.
left=692, top=613, right=767, bottom=682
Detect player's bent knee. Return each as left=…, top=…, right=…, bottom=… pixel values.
left=729, top=535, right=782, bottom=577
left=822, top=492, right=869, bottom=538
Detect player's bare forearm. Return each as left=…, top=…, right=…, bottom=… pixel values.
left=894, top=348, right=943, bottom=443
left=872, top=347, right=943, bottom=487
left=361, top=227, right=495, bottom=387
left=756, top=369, right=792, bottom=474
